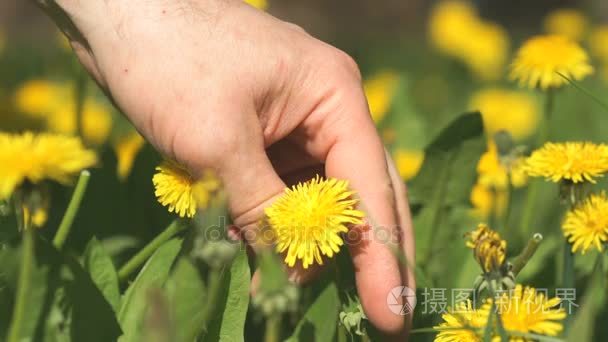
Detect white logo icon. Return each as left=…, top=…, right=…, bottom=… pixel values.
left=386, top=286, right=417, bottom=315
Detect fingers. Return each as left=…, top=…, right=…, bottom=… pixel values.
left=385, top=151, right=416, bottom=335
left=320, top=85, right=406, bottom=336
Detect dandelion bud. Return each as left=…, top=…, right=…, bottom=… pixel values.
left=194, top=240, right=239, bottom=269
left=339, top=303, right=366, bottom=336
left=465, top=224, right=507, bottom=273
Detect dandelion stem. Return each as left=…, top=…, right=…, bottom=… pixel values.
left=7, top=212, right=34, bottom=342
left=73, top=69, right=87, bottom=141
left=264, top=314, right=282, bottom=342
left=561, top=240, right=575, bottom=289
left=538, top=88, right=555, bottom=144
left=512, top=233, right=543, bottom=276
left=118, top=219, right=187, bottom=282
left=198, top=269, right=224, bottom=339
left=519, top=180, right=538, bottom=238
left=53, top=170, right=91, bottom=249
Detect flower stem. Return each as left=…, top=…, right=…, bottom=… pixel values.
left=512, top=233, right=543, bottom=276
left=538, top=88, right=555, bottom=145
left=198, top=269, right=223, bottom=338
left=118, top=219, right=187, bottom=282
left=264, top=314, right=282, bottom=342
left=561, top=240, right=574, bottom=289
left=7, top=214, right=34, bottom=342
left=53, top=170, right=91, bottom=249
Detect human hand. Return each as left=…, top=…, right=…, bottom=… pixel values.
left=40, top=0, right=415, bottom=337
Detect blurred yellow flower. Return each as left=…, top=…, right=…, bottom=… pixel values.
left=429, top=1, right=509, bottom=81
left=470, top=182, right=507, bottom=219
left=364, top=71, right=400, bottom=123
left=525, top=142, right=608, bottom=183
left=434, top=299, right=487, bottom=342
left=471, top=143, right=527, bottom=219
left=429, top=0, right=479, bottom=58
left=461, top=20, right=510, bottom=81
left=244, top=0, right=268, bottom=10
left=563, top=192, right=608, bottom=254
left=0, top=132, right=97, bottom=200
left=394, top=149, right=424, bottom=181
left=496, top=285, right=566, bottom=338
left=265, top=176, right=364, bottom=269
left=112, top=132, right=146, bottom=181
left=465, top=223, right=506, bottom=273
left=589, top=25, right=608, bottom=61
left=470, top=88, right=539, bottom=140
left=48, top=99, right=113, bottom=146
left=14, top=80, right=69, bottom=117
left=24, top=205, right=49, bottom=228
left=544, top=9, right=588, bottom=42
left=153, top=161, right=220, bottom=218
left=510, top=35, right=593, bottom=90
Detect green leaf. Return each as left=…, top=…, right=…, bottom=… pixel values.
left=83, top=237, right=120, bottom=311
left=165, top=257, right=206, bottom=342
left=566, top=256, right=605, bottom=341
left=409, top=113, right=485, bottom=266
left=204, top=247, right=251, bottom=342
left=1, top=240, right=49, bottom=342
left=118, top=238, right=182, bottom=342
left=0, top=236, right=122, bottom=342
left=286, top=282, right=340, bottom=342
left=409, top=111, right=485, bottom=206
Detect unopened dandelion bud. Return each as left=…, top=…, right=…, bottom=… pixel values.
left=196, top=240, right=238, bottom=268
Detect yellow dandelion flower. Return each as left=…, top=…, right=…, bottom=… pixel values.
left=525, top=142, right=608, bottom=183
left=510, top=35, right=593, bottom=90
left=394, top=149, right=425, bottom=181
left=496, top=285, right=566, bottom=339
left=562, top=192, right=608, bottom=254
left=589, top=25, right=608, bottom=61
left=152, top=161, right=220, bottom=218
left=544, top=9, right=588, bottom=42
left=14, top=80, right=69, bottom=117
left=470, top=89, right=539, bottom=140
left=265, top=176, right=364, bottom=269
left=477, top=143, right=528, bottom=189
left=429, top=1, right=479, bottom=58
left=434, top=300, right=488, bottom=342
left=465, top=224, right=506, bottom=273
left=470, top=182, right=508, bottom=219
left=0, top=132, right=97, bottom=200
left=461, top=20, right=510, bottom=81
left=428, top=1, right=509, bottom=81
left=112, top=132, right=146, bottom=181
left=364, top=71, right=400, bottom=123
left=48, top=99, right=113, bottom=146
left=244, top=0, right=268, bottom=10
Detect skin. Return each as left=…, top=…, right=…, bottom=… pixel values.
left=36, top=0, right=416, bottom=338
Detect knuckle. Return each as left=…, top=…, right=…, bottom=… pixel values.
left=334, top=50, right=362, bottom=80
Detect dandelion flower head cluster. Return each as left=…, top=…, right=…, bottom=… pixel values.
left=153, top=161, right=221, bottom=218
left=265, top=176, right=364, bottom=269
left=0, top=131, right=97, bottom=201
